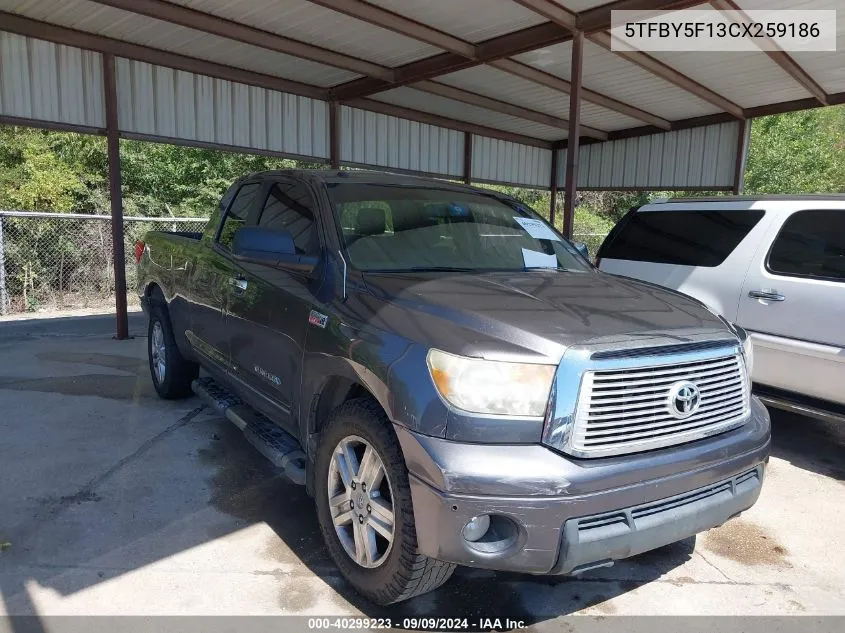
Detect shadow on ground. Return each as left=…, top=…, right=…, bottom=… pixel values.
left=768, top=408, right=845, bottom=482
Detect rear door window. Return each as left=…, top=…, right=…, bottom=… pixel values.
left=767, top=210, right=845, bottom=281
left=598, top=209, right=765, bottom=267
left=258, top=182, right=319, bottom=255
left=217, top=182, right=261, bottom=251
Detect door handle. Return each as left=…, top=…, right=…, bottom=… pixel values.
left=748, top=289, right=785, bottom=302
left=229, top=277, right=248, bottom=292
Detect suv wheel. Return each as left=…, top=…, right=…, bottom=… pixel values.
left=147, top=301, right=198, bottom=399
left=315, top=398, right=455, bottom=604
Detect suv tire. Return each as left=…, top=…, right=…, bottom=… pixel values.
left=315, top=397, right=455, bottom=604
left=147, top=300, right=199, bottom=399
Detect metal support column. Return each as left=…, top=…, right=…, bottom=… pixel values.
left=329, top=101, right=341, bottom=169
left=463, top=132, right=472, bottom=185
left=732, top=119, right=750, bottom=194
left=563, top=30, right=584, bottom=239
left=549, top=145, right=559, bottom=227
left=104, top=53, right=129, bottom=340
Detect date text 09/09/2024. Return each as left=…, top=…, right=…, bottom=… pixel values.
left=307, top=618, right=527, bottom=630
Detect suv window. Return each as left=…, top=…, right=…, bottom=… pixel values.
left=768, top=209, right=845, bottom=281
left=218, top=182, right=260, bottom=250
left=598, top=209, right=765, bottom=267
left=258, top=182, right=318, bottom=255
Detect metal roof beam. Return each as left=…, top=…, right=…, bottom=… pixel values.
left=329, top=22, right=572, bottom=100
left=489, top=58, right=671, bottom=129
left=88, top=0, right=395, bottom=82
left=306, top=0, right=476, bottom=58
left=414, top=80, right=608, bottom=140
left=710, top=0, right=828, bottom=105
left=511, top=0, right=577, bottom=30
left=342, top=98, right=554, bottom=148
left=588, top=31, right=745, bottom=119
left=0, top=12, right=328, bottom=100
left=577, top=0, right=703, bottom=32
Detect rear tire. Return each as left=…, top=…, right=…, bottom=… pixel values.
left=315, top=398, right=455, bottom=605
left=147, top=300, right=198, bottom=399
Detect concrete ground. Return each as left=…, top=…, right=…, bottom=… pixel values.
left=1, top=314, right=844, bottom=626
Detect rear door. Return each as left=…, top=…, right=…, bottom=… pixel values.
left=597, top=205, right=768, bottom=320
left=737, top=207, right=845, bottom=405
left=226, top=177, right=325, bottom=432
left=187, top=180, right=264, bottom=372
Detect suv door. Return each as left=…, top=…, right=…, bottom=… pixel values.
left=226, top=177, right=325, bottom=433
left=187, top=180, right=264, bottom=373
left=737, top=208, right=845, bottom=405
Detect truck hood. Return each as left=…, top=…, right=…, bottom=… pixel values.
left=360, top=269, right=732, bottom=363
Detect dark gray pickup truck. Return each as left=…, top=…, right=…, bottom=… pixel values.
left=137, top=169, right=770, bottom=605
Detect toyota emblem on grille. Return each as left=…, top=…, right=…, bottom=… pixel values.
left=668, top=381, right=701, bottom=419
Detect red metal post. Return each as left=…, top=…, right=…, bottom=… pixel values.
left=104, top=53, right=129, bottom=339
left=563, top=30, right=584, bottom=239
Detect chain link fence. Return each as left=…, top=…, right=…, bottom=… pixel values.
left=0, top=211, right=207, bottom=316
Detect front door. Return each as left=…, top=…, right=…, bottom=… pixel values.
left=737, top=208, right=845, bottom=405
left=227, top=178, right=325, bottom=432
left=187, top=181, right=263, bottom=372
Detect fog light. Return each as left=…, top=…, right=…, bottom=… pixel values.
left=462, top=514, right=491, bottom=542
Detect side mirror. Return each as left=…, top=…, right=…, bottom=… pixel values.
left=232, top=227, right=318, bottom=274
left=573, top=241, right=589, bottom=260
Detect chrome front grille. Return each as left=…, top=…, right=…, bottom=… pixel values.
left=564, top=350, right=750, bottom=458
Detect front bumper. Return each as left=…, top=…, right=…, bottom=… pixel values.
left=398, top=397, right=770, bottom=574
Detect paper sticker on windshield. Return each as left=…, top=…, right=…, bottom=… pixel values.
left=513, top=217, right=561, bottom=242
left=522, top=248, right=557, bottom=269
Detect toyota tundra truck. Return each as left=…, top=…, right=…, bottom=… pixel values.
left=137, top=169, right=770, bottom=605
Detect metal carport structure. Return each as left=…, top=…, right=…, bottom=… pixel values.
left=0, top=0, right=843, bottom=338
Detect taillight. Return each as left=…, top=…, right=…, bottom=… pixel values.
left=134, top=240, right=146, bottom=264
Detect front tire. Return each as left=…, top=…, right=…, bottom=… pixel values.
left=315, top=398, right=455, bottom=605
left=147, top=301, right=198, bottom=399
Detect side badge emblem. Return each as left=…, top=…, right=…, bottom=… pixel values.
left=308, top=310, right=329, bottom=329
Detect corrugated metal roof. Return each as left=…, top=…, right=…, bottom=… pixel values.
left=2, top=0, right=359, bottom=87
left=559, top=122, right=740, bottom=189
left=0, top=31, right=104, bottom=127
left=472, top=136, right=552, bottom=188
left=366, top=0, right=546, bottom=43
left=340, top=105, right=464, bottom=176
left=117, top=58, right=329, bottom=157
left=516, top=41, right=723, bottom=122
left=436, top=64, right=643, bottom=132
left=648, top=49, right=812, bottom=108
left=169, top=0, right=440, bottom=67
left=372, top=87, right=565, bottom=141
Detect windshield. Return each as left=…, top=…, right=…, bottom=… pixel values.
left=326, top=183, right=591, bottom=273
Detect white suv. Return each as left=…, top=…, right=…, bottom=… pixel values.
left=596, top=196, right=845, bottom=417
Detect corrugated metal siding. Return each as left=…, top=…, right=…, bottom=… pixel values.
left=558, top=122, right=740, bottom=189
left=117, top=58, right=329, bottom=158
left=0, top=32, right=104, bottom=127
left=340, top=105, right=464, bottom=177
left=472, top=136, right=552, bottom=188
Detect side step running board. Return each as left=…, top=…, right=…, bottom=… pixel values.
left=756, top=391, right=845, bottom=425
left=192, top=377, right=306, bottom=485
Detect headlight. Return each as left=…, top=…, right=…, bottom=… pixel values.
left=426, top=349, right=556, bottom=417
